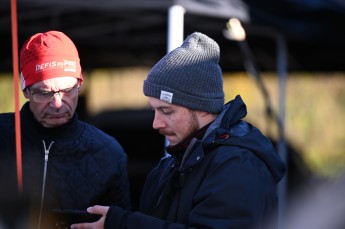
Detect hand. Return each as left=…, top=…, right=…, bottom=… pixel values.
left=70, top=205, right=109, bottom=229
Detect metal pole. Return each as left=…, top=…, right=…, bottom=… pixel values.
left=167, top=5, right=185, bottom=52
left=165, top=5, right=185, bottom=152
left=11, top=0, right=23, bottom=194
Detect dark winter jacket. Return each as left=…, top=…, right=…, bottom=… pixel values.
left=105, top=95, right=286, bottom=229
left=0, top=102, right=131, bottom=228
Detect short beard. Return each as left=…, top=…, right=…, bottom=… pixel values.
left=186, top=110, right=201, bottom=137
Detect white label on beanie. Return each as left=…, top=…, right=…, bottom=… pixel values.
left=160, top=90, right=173, bottom=103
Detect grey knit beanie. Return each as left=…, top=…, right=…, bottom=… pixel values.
left=143, top=32, right=224, bottom=113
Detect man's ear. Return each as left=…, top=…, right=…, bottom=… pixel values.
left=198, top=111, right=209, bottom=118
left=197, top=110, right=217, bottom=127
left=22, top=89, right=30, bottom=99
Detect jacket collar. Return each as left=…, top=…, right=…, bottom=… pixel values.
left=166, top=122, right=211, bottom=161
left=20, top=102, right=81, bottom=141
left=203, top=95, right=247, bottom=142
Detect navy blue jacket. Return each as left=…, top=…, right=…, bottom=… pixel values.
left=105, top=95, right=286, bottom=229
left=0, top=102, right=131, bottom=227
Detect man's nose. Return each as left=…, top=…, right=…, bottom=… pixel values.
left=152, top=113, right=165, bottom=130
left=50, top=92, right=63, bottom=108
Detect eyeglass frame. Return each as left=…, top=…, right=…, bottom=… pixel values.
left=28, top=83, right=80, bottom=103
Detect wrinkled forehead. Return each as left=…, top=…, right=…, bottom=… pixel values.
left=30, top=76, right=78, bottom=89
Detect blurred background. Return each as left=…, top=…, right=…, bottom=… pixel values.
left=1, top=0, right=345, bottom=225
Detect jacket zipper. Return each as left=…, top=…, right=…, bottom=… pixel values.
left=154, top=139, right=197, bottom=209
left=38, top=140, right=54, bottom=229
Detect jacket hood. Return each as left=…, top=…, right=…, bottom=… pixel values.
left=203, top=95, right=286, bottom=182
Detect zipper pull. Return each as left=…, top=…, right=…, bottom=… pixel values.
left=44, top=149, right=49, bottom=161
left=42, top=140, right=54, bottom=162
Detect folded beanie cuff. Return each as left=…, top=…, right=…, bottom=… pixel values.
left=144, top=81, right=224, bottom=113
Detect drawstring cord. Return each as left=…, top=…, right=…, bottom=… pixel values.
left=38, top=140, right=54, bottom=229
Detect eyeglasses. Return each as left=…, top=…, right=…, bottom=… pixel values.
left=29, top=84, right=80, bottom=103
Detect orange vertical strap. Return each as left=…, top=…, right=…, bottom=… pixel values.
left=11, top=0, right=23, bottom=193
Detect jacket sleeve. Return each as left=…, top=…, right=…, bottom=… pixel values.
left=104, top=147, right=277, bottom=229
left=105, top=206, right=188, bottom=229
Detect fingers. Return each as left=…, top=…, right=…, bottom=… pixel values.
left=70, top=222, right=94, bottom=229
left=70, top=217, right=105, bottom=229
left=71, top=206, right=109, bottom=229
left=87, top=205, right=110, bottom=215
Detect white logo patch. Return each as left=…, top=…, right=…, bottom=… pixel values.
left=35, top=59, right=77, bottom=73
left=160, top=90, right=173, bottom=103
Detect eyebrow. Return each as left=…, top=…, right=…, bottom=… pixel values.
left=153, top=106, right=175, bottom=113
left=29, top=87, right=47, bottom=92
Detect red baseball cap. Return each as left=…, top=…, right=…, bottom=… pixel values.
left=20, top=30, right=83, bottom=90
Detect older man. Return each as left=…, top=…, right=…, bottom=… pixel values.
left=0, top=31, right=131, bottom=229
